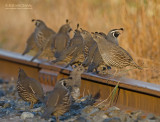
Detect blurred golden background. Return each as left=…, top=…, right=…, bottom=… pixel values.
left=0, top=0, right=160, bottom=84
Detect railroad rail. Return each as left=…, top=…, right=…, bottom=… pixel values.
left=0, top=49, right=160, bottom=115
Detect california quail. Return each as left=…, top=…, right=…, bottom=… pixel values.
left=17, top=69, right=44, bottom=108
left=66, top=65, right=85, bottom=101
left=52, top=24, right=84, bottom=65
left=62, top=27, right=97, bottom=69
left=80, top=28, right=97, bottom=59
left=30, top=19, right=56, bottom=61
left=42, top=79, right=72, bottom=121
left=102, top=28, right=124, bottom=45
left=92, top=32, right=142, bottom=70
left=87, top=29, right=123, bottom=73
left=22, top=32, right=37, bottom=55
left=68, top=24, right=83, bottom=47
left=51, top=19, right=72, bottom=58
left=63, top=28, right=97, bottom=68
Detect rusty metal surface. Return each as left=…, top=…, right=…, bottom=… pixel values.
left=0, top=49, right=160, bottom=115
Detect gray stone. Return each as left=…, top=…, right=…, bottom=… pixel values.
left=31, top=107, right=42, bottom=112
left=0, top=79, right=4, bottom=84
left=147, top=113, right=156, bottom=119
left=3, top=102, right=11, bottom=108
left=74, top=117, right=88, bottom=122
left=137, top=120, right=147, bottom=122
left=91, top=111, right=108, bottom=122
left=107, top=110, right=121, bottom=117
left=20, top=112, right=34, bottom=120
left=156, top=116, right=160, bottom=121
left=105, top=107, right=121, bottom=118
left=88, top=108, right=100, bottom=115
left=119, top=113, right=127, bottom=122
left=0, top=101, right=5, bottom=106
left=145, top=120, right=159, bottom=122
left=125, top=114, right=135, bottom=122
left=106, top=107, right=120, bottom=113
left=0, top=90, right=5, bottom=97
left=105, top=106, right=120, bottom=117
left=82, top=105, right=95, bottom=114
left=103, top=117, right=121, bottom=122
left=131, top=110, right=142, bottom=120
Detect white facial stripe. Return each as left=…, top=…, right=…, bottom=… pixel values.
left=112, top=33, right=115, bottom=37
left=111, top=31, right=116, bottom=34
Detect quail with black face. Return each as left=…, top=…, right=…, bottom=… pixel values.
left=87, top=28, right=124, bottom=73
left=92, top=32, right=142, bottom=70
left=42, top=79, right=72, bottom=122
left=104, top=28, right=123, bottom=45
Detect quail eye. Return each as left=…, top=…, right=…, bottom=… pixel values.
left=63, top=81, right=66, bottom=86
left=114, top=32, right=119, bottom=38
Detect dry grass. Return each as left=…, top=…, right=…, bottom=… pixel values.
left=0, top=0, right=160, bottom=84
left=95, top=81, right=120, bottom=108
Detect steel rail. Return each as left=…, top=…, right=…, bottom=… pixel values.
left=0, top=49, right=160, bottom=115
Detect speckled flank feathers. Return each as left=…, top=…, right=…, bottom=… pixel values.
left=52, top=24, right=84, bottom=66
left=42, top=79, right=72, bottom=121
left=87, top=28, right=123, bottom=73
left=30, top=19, right=56, bottom=61
left=17, top=68, right=44, bottom=108
left=92, top=32, right=142, bottom=70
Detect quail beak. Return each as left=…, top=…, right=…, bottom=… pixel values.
left=80, top=28, right=83, bottom=32
left=91, top=32, right=95, bottom=37
left=91, top=32, right=96, bottom=38
left=69, top=28, right=72, bottom=32
left=74, top=30, right=77, bottom=34
left=32, top=19, right=40, bottom=27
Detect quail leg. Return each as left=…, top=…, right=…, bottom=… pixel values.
left=22, top=46, right=32, bottom=55
left=56, top=116, right=59, bottom=122
left=30, top=101, right=34, bottom=109
left=83, top=43, right=97, bottom=67
left=31, top=49, right=43, bottom=61
left=52, top=45, right=77, bottom=63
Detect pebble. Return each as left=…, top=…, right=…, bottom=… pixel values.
left=106, top=106, right=120, bottom=113
left=0, top=78, right=4, bottom=84
left=91, top=111, right=109, bottom=122
left=31, top=107, right=42, bottom=112
left=0, top=101, right=5, bottom=106
left=82, top=105, right=94, bottom=114
left=105, top=106, right=120, bottom=118
left=3, top=102, right=11, bottom=108
left=74, top=117, right=88, bottom=122
left=147, top=113, right=156, bottom=119
left=20, top=112, right=34, bottom=119
left=0, top=78, right=160, bottom=122
left=131, top=110, right=142, bottom=120
left=103, top=117, right=121, bottom=122
left=0, top=90, right=5, bottom=97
